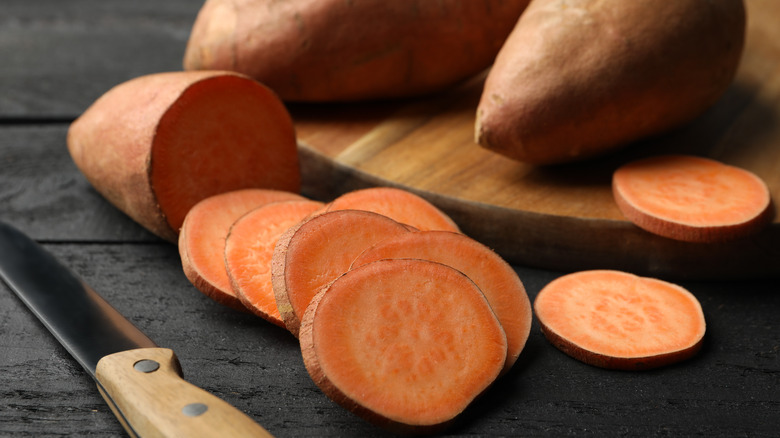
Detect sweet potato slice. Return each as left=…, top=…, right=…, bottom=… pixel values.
left=612, top=155, right=773, bottom=242
left=272, top=209, right=411, bottom=337
left=179, top=189, right=305, bottom=311
left=225, top=199, right=324, bottom=326
left=300, top=259, right=507, bottom=432
left=324, top=187, right=459, bottom=232
left=67, top=71, right=300, bottom=242
left=352, top=230, right=531, bottom=374
left=534, top=270, right=706, bottom=370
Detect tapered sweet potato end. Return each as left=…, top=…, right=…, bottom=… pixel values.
left=475, top=0, right=747, bottom=165
left=66, top=73, right=189, bottom=242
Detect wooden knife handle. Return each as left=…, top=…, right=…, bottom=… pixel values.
left=95, top=348, right=273, bottom=438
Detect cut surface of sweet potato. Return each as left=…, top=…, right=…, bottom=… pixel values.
left=534, top=269, right=706, bottom=370
left=300, top=259, right=507, bottom=431
left=179, top=189, right=304, bottom=311
left=272, top=209, right=411, bottom=337
left=152, top=74, right=301, bottom=234
left=352, top=230, right=531, bottom=374
left=613, top=155, right=773, bottom=242
left=225, top=199, right=324, bottom=326
left=324, top=187, right=459, bottom=232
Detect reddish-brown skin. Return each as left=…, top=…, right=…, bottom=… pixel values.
left=68, top=71, right=219, bottom=241
left=184, top=0, right=531, bottom=102
left=476, top=0, right=746, bottom=165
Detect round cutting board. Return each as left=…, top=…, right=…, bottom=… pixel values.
left=290, top=0, right=779, bottom=280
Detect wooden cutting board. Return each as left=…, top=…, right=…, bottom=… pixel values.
left=291, top=0, right=780, bottom=280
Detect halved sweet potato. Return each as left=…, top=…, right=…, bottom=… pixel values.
left=68, top=71, right=300, bottom=242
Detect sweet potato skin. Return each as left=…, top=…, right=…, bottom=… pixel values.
left=476, top=0, right=746, bottom=165
left=68, top=71, right=218, bottom=241
left=184, top=0, right=531, bottom=102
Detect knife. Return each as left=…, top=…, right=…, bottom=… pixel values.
left=0, top=221, right=273, bottom=437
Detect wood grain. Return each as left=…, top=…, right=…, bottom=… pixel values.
left=292, top=0, right=780, bottom=280
left=96, top=348, right=273, bottom=437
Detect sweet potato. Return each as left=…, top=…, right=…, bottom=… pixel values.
left=179, top=189, right=305, bottom=311
left=67, top=71, right=300, bottom=242
left=272, top=209, right=411, bottom=337
left=324, top=187, right=460, bottom=232
left=300, top=259, right=507, bottom=432
left=225, top=199, right=324, bottom=326
left=534, top=270, right=706, bottom=370
left=183, top=0, right=531, bottom=102
left=352, top=230, right=531, bottom=375
left=612, top=155, right=773, bottom=242
left=475, top=0, right=746, bottom=164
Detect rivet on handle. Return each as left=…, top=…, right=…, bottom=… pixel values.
left=133, top=359, right=160, bottom=373
left=182, top=403, right=209, bottom=417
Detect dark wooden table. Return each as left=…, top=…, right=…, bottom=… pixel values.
left=1, top=1, right=779, bottom=437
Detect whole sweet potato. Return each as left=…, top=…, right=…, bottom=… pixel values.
left=183, top=0, right=530, bottom=102
left=475, top=0, right=746, bottom=165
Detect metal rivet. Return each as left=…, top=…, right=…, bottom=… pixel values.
left=133, top=359, right=160, bottom=373
left=182, top=403, right=209, bottom=417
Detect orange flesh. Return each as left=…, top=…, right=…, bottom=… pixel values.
left=613, top=155, right=771, bottom=227
left=308, top=259, right=507, bottom=426
left=534, top=270, right=705, bottom=363
left=152, top=75, right=300, bottom=233
left=225, top=200, right=324, bottom=326
left=352, top=230, right=531, bottom=374
left=275, top=210, right=411, bottom=337
left=325, top=187, right=460, bottom=232
left=179, top=189, right=304, bottom=309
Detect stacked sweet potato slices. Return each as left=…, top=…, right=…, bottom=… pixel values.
left=178, top=186, right=533, bottom=431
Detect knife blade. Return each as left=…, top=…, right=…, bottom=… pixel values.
left=0, top=221, right=273, bottom=438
